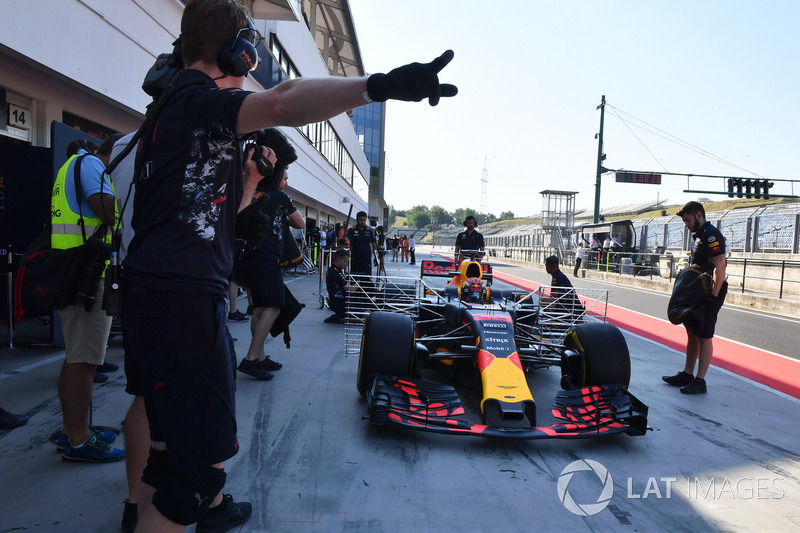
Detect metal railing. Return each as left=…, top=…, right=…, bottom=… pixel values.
left=489, top=245, right=800, bottom=300
left=343, top=275, right=421, bottom=357
left=731, top=257, right=800, bottom=298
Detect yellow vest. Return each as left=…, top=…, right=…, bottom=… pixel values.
left=51, top=153, right=117, bottom=250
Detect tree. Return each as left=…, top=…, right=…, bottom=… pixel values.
left=453, top=208, right=478, bottom=226
left=406, top=210, right=431, bottom=228
left=429, top=205, right=451, bottom=228
left=387, top=205, right=397, bottom=227
left=499, top=211, right=515, bottom=221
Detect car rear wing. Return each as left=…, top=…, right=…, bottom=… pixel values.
left=420, top=259, right=493, bottom=284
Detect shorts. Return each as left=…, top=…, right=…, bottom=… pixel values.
left=121, top=285, right=238, bottom=469
left=57, top=283, right=112, bottom=365
left=692, top=281, right=728, bottom=339
left=233, top=256, right=284, bottom=309
left=122, top=319, right=144, bottom=397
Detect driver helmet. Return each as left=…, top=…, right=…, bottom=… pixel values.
left=462, top=277, right=486, bottom=303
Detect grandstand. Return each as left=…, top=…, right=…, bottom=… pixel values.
left=485, top=202, right=800, bottom=256
left=578, top=199, right=668, bottom=220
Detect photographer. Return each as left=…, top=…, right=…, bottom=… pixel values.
left=53, top=135, right=125, bottom=463
left=233, top=128, right=302, bottom=381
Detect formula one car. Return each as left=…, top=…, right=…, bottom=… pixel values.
left=353, top=251, right=649, bottom=440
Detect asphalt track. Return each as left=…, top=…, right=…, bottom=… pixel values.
left=1, top=246, right=799, bottom=532
left=486, top=263, right=800, bottom=400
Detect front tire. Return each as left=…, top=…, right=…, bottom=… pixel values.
left=560, top=322, right=631, bottom=390
left=357, top=311, right=416, bottom=397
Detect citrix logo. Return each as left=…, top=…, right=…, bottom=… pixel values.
left=557, top=459, right=614, bottom=516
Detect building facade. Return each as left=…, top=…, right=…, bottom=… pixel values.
left=0, top=0, right=384, bottom=248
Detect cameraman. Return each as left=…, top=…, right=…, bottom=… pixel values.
left=120, top=1, right=456, bottom=530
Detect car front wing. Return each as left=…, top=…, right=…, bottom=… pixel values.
left=364, top=376, right=649, bottom=440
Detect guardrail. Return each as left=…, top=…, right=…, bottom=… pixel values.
left=486, top=246, right=800, bottom=300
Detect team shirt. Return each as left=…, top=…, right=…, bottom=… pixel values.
left=456, top=229, right=485, bottom=251
left=691, top=221, right=726, bottom=273
left=248, top=189, right=297, bottom=259
left=550, top=269, right=574, bottom=290
left=123, top=70, right=250, bottom=295
left=347, top=225, right=375, bottom=274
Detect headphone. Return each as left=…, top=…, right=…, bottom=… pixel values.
left=217, top=18, right=260, bottom=77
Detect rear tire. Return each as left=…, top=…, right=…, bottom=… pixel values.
left=357, top=311, right=416, bottom=397
left=560, top=322, right=631, bottom=390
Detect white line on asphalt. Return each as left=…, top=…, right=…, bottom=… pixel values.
left=0, top=353, right=65, bottom=380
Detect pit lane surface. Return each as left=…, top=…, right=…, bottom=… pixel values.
left=484, top=259, right=800, bottom=399
left=488, top=260, right=799, bottom=361
left=1, top=247, right=799, bottom=532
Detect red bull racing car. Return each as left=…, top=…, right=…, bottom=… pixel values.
left=353, top=252, right=649, bottom=440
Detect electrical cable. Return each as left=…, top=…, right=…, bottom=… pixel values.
left=606, top=102, right=764, bottom=178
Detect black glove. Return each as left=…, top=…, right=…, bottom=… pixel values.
left=367, top=50, right=458, bottom=106
left=702, top=293, right=717, bottom=309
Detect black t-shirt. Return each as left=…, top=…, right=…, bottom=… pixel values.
left=550, top=269, right=573, bottom=289
left=347, top=225, right=375, bottom=273
left=691, top=221, right=726, bottom=272
left=326, top=265, right=347, bottom=300
left=456, top=230, right=485, bottom=251
left=123, top=70, right=250, bottom=295
left=249, top=190, right=297, bottom=260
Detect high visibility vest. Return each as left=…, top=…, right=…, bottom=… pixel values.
left=51, top=153, right=117, bottom=250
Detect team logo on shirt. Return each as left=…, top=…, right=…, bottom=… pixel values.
left=181, top=126, right=237, bottom=241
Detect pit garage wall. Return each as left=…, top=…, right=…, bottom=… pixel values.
left=0, top=0, right=180, bottom=141
left=0, top=0, right=369, bottom=228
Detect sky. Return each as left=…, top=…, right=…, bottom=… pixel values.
left=347, top=0, right=800, bottom=218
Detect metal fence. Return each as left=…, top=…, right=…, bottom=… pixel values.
left=633, top=204, right=800, bottom=254
left=343, top=275, right=421, bottom=357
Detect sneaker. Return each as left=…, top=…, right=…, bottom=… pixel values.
left=260, top=356, right=282, bottom=371
left=97, top=361, right=120, bottom=373
left=324, top=313, right=341, bottom=324
left=93, top=371, right=109, bottom=383
left=227, top=310, right=249, bottom=322
left=0, top=407, right=30, bottom=430
left=121, top=500, right=137, bottom=533
left=196, top=493, right=252, bottom=533
left=62, top=432, right=126, bottom=463
left=237, top=359, right=274, bottom=380
left=55, top=428, right=118, bottom=452
left=680, top=377, right=707, bottom=394
left=662, top=371, right=693, bottom=386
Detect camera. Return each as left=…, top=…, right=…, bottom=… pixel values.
left=142, top=37, right=183, bottom=99
left=76, top=237, right=111, bottom=312
left=243, top=141, right=274, bottom=179
left=103, top=252, right=123, bottom=317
